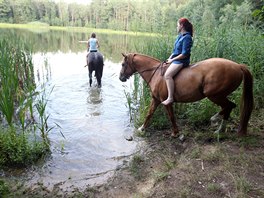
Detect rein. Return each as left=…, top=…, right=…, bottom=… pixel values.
left=138, top=62, right=164, bottom=85
left=129, top=54, right=165, bottom=85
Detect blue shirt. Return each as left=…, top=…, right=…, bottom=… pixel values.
left=88, top=38, right=97, bottom=51
left=172, top=32, right=193, bottom=66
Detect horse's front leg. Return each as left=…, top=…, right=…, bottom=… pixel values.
left=138, top=97, right=160, bottom=132
left=164, top=103, right=178, bottom=137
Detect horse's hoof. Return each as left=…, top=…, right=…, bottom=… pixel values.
left=138, top=125, right=144, bottom=131
left=171, top=133, right=180, bottom=138
left=178, top=134, right=185, bottom=142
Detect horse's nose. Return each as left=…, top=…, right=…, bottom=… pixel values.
left=119, top=75, right=127, bottom=82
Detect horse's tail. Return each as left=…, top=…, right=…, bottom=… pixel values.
left=238, top=64, right=253, bottom=136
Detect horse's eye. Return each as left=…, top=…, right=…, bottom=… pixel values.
left=122, top=63, right=125, bottom=67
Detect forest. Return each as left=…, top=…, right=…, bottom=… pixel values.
left=0, top=0, right=263, bottom=33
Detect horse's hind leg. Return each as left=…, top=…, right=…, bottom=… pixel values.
left=89, top=72, right=92, bottom=87
left=95, top=72, right=102, bottom=88
left=208, top=97, right=236, bottom=133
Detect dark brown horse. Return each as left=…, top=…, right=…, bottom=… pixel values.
left=87, top=51, right=104, bottom=88
left=119, top=53, right=253, bottom=137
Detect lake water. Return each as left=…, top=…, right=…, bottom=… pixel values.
left=0, top=28, right=151, bottom=190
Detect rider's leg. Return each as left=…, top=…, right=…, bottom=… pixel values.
left=162, top=63, right=183, bottom=105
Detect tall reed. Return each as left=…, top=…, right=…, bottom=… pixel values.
left=0, top=39, right=35, bottom=126
left=0, top=39, right=52, bottom=167
left=35, top=86, right=55, bottom=148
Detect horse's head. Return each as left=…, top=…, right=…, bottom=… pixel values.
left=119, top=53, right=136, bottom=82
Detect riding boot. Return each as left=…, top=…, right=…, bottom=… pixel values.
left=162, top=77, right=175, bottom=105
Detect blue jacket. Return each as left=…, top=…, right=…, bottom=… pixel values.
left=171, top=32, right=193, bottom=66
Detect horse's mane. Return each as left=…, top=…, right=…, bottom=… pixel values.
left=128, top=53, right=161, bottom=63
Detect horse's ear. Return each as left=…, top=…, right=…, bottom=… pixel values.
left=121, top=53, right=127, bottom=58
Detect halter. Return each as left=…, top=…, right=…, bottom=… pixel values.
left=125, top=54, right=164, bottom=85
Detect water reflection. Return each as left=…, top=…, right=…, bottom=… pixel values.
left=87, top=87, right=103, bottom=117
left=0, top=27, right=154, bottom=63
left=87, top=87, right=103, bottom=105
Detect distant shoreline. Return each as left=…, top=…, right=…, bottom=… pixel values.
left=0, top=23, right=157, bottom=37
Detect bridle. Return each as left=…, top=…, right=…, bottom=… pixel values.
left=123, top=54, right=165, bottom=85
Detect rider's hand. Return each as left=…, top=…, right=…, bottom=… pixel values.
left=166, top=58, right=173, bottom=64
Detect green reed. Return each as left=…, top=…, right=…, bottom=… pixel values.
left=0, top=39, right=35, bottom=126
left=35, top=86, right=55, bottom=148
left=132, top=24, right=264, bottom=128
left=124, top=74, right=142, bottom=124
left=0, top=39, right=52, bottom=167
left=0, top=41, right=16, bottom=125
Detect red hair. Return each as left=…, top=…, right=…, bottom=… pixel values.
left=179, top=18, right=193, bottom=37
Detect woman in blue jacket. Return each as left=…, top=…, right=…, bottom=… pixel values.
left=162, top=18, right=194, bottom=105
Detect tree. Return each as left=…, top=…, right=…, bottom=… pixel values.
left=57, top=1, right=69, bottom=26
left=0, top=0, right=12, bottom=23
left=220, top=0, right=253, bottom=26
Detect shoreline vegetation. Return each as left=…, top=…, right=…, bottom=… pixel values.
left=0, top=38, right=52, bottom=176
left=0, top=22, right=157, bottom=37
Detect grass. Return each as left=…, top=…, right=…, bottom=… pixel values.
left=207, top=183, right=222, bottom=195
left=229, top=173, right=252, bottom=196
left=129, top=154, right=144, bottom=180
left=162, top=132, right=262, bottom=197
left=152, top=171, right=169, bottom=182
left=0, top=127, right=48, bottom=167
left=0, top=179, right=9, bottom=196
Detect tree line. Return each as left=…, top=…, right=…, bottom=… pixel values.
left=0, top=0, right=263, bottom=32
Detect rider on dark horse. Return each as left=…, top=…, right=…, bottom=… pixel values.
left=86, top=33, right=104, bottom=87
left=87, top=32, right=100, bottom=56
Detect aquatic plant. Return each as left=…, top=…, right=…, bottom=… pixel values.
left=35, top=86, right=55, bottom=148
left=0, top=39, right=52, bottom=167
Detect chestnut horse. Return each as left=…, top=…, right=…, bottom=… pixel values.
left=119, top=53, right=253, bottom=137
